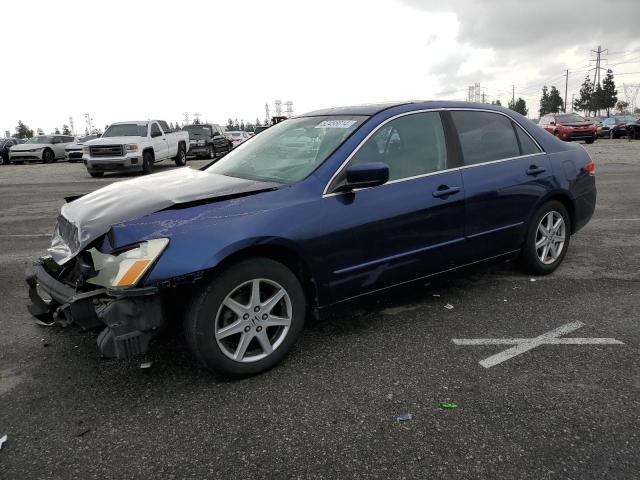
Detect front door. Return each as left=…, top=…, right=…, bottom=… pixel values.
left=319, top=111, right=466, bottom=303
left=150, top=122, right=168, bottom=160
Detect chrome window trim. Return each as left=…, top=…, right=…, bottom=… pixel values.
left=322, top=107, right=546, bottom=197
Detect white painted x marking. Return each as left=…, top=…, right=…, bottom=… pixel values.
left=453, top=321, right=624, bottom=368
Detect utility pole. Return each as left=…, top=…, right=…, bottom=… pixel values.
left=571, top=94, right=575, bottom=113
left=69, top=116, right=75, bottom=135
left=481, top=92, right=486, bottom=104
left=564, top=69, right=569, bottom=113
left=84, top=113, right=93, bottom=134
left=512, top=85, right=515, bottom=107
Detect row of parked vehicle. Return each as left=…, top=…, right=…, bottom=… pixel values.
left=538, top=112, right=640, bottom=142
left=0, top=122, right=258, bottom=172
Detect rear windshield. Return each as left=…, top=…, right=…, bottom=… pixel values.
left=103, top=124, right=148, bottom=137
left=184, top=126, right=210, bottom=135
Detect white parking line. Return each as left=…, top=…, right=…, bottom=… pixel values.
left=453, top=321, right=624, bottom=368
left=0, top=234, right=50, bottom=237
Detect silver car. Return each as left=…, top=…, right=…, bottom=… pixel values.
left=10, top=135, right=76, bottom=164
left=65, top=134, right=101, bottom=162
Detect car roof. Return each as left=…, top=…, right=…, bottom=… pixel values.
left=299, top=100, right=515, bottom=117
left=111, top=121, right=149, bottom=125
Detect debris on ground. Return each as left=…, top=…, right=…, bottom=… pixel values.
left=139, top=362, right=153, bottom=369
left=386, top=393, right=393, bottom=400
left=440, top=402, right=458, bottom=409
left=444, top=303, right=454, bottom=310
left=432, top=293, right=441, bottom=298
left=76, top=428, right=91, bottom=437
left=0, top=434, right=7, bottom=449
left=395, top=413, right=412, bottom=422
left=34, top=319, right=55, bottom=327
left=529, top=278, right=537, bottom=282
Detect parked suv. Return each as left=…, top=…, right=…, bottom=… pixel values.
left=0, top=137, right=25, bottom=164
left=183, top=123, right=232, bottom=159
left=82, top=120, right=189, bottom=177
left=9, top=135, right=76, bottom=163
left=539, top=113, right=597, bottom=143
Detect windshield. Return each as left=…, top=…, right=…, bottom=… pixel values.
left=26, top=136, right=54, bottom=144
left=556, top=114, right=585, bottom=123
left=184, top=126, right=210, bottom=136
left=102, top=124, right=148, bottom=137
left=206, top=115, right=366, bottom=183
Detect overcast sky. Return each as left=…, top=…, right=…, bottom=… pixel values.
left=1, top=0, right=639, bottom=136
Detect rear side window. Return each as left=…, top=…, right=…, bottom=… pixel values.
left=513, top=124, right=541, bottom=155
left=349, top=112, right=447, bottom=181
left=158, top=121, right=171, bottom=133
left=451, top=111, right=520, bottom=165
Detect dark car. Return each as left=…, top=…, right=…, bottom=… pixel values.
left=626, top=117, right=640, bottom=140
left=183, top=123, right=232, bottom=159
left=539, top=113, right=598, bottom=143
left=0, top=137, right=25, bottom=164
left=600, top=115, right=638, bottom=139
left=26, top=101, right=596, bottom=377
left=253, top=125, right=269, bottom=135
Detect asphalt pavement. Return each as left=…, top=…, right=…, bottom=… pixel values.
left=0, top=143, right=638, bottom=479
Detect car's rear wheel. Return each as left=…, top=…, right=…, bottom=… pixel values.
left=174, top=143, right=187, bottom=166
left=89, top=171, right=104, bottom=178
left=142, top=150, right=154, bottom=174
left=585, top=138, right=595, bottom=144
left=519, top=200, right=570, bottom=275
left=42, top=149, right=54, bottom=164
left=184, top=258, right=306, bottom=377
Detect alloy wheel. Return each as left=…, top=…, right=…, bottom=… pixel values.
left=214, top=278, right=292, bottom=363
left=535, top=211, right=566, bottom=265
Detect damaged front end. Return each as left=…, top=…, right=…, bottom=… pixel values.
left=25, top=238, right=168, bottom=359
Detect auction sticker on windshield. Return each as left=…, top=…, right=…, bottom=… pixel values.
left=315, top=119, right=358, bottom=129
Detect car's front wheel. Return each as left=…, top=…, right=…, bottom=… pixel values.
left=42, top=149, right=54, bottom=163
left=174, top=143, right=187, bottom=166
left=208, top=145, right=215, bottom=159
left=519, top=200, right=570, bottom=275
left=184, top=258, right=306, bottom=377
left=142, top=150, right=154, bottom=174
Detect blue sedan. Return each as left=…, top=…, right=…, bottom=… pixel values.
left=26, top=101, right=596, bottom=376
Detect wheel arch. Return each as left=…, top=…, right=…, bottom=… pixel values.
left=535, top=191, right=576, bottom=234
left=204, top=242, right=320, bottom=315
left=142, top=147, right=154, bottom=158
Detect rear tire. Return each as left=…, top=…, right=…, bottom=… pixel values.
left=89, top=171, right=104, bottom=178
left=142, top=150, right=154, bottom=174
left=184, top=258, right=306, bottom=377
left=585, top=138, right=594, bottom=144
left=519, top=200, right=571, bottom=275
left=173, top=143, right=187, bottom=166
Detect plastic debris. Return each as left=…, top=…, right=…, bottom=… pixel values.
left=440, top=402, right=458, bottom=409
left=0, top=434, right=6, bottom=449
left=34, top=319, right=55, bottom=327
left=432, top=294, right=441, bottom=298
left=444, top=303, right=454, bottom=310
left=395, top=413, right=412, bottom=422
left=529, top=278, right=537, bottom=282
left=139, top=362, right=153, bottom=369
left=76, top=428, right=91, bottom=437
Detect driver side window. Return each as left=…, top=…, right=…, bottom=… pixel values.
left=348, top=112, right=448, bottom=181
left=151, top=123, right=161, bottom=137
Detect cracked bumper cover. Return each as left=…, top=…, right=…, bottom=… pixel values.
left=25, top=258, right=165, bottom=359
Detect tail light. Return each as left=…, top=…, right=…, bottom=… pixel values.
left=585, top=160, right=595, bottom=175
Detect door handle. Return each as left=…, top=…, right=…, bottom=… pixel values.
left=432, top=185, right=461, bottom=198
left=526, top=165, right=546, bottom=175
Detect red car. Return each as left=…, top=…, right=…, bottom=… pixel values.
left=538, top=113, right=597, bottom=143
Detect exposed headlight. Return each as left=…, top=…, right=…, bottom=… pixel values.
left=125, top=143, right=139, bottom=152
left=87, top=238, right=169, bottom=288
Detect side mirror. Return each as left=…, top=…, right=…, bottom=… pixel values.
left=335, top=162, right=389, bottom=192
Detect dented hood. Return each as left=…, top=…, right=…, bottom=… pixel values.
left=49, top=167, right=279, bottom=264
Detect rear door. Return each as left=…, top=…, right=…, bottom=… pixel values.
left=320, top=111, right=466, bottom=303
left=150, top=122, right=168, bottom=160
left=212, top=125, right=227, bottom=153
left=449, top=110, right=551, bottom=263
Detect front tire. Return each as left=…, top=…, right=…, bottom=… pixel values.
left=89, top=171, right=104, bottom=178
left=519, top=200, right=571, bottom=275
left=142, top=150, right=154, bottom=174
left=42, top=149, right=54, bottom=164
left=208, top=145, right=215, bottom=159
left=184, top=258, right=306, bottom=377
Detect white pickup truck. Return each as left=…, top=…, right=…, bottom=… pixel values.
left=82, top=120, right=189, bottom=177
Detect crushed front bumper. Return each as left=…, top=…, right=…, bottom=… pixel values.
left=25, top=258, right=165, bottom=359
